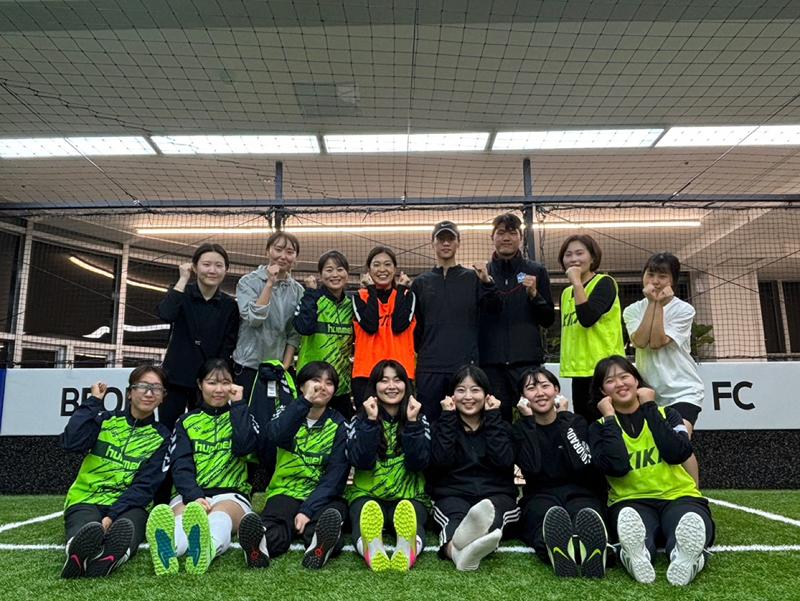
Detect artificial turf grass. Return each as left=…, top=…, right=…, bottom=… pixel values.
left=3, top=491, right=799, bottom=547
left=1, top=544, right=799, bottom=601
left=1, top=492, right=799, bottom=601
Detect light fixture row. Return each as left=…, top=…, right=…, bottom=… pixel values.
left=136, top=221, right=701, bottom=236
left=3, top=126, right=800, bottom=158
left=68, top=256, right=169, bottom=292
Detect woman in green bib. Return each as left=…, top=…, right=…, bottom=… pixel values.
left=588, top=356, right=715, bottom=586
left=557, top=234, right=624, bottom=421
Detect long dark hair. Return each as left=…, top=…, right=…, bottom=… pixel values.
left=449, top=364, right=491, bottom=431
left=195, top=358, right=234, bottom=406
left=365, top=360, right=413, bottom=460
left=591, top=355, right=650, bottom=405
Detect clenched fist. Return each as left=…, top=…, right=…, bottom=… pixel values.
left=440, top=396, right=456, bottom=412
left=407, top=395, right=421, bottom=422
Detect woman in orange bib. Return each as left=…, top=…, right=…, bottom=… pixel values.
left=351, top=247, right=417, bottom=406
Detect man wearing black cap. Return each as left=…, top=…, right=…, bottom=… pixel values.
left=480, top=213, right=555, bottom=422
left=410, top=220, right=503, bottom=421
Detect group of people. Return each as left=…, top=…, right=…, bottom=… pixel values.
left=59, top=214, right=714, bottom=587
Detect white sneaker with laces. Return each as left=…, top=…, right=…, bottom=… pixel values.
left=667, top=512, right=707, bottom=586
left=617, top=507, right=655, bottom=584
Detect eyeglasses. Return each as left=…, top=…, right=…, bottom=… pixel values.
left=130, top=383, right=166, bottom=396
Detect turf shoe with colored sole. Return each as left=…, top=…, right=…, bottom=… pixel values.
left=390, top=500, right=418, bottom=571
left=451, top=498, right=495, bottom=551
left=62, top=522, right=105, bottom=579
left=146, top=504, right=179, bottom=576
left=666, top=512, right=707, bottom=586
left=238, top=512, right=270, bottom=569
left=86, top=518, right=134, bottom=578
left=182, top=502, right=214, bottom=575
left=542, top=506, right=578, bottom=578
left=617, top=507, right=655, bottom=584
left=360, top=500, right=390, bottom=572
left=574, top=508, right=608, bottom=579
left=303, top=508, right=343, bottom=570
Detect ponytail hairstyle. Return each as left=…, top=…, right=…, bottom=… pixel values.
left=365, top=359, right=413, bottom=460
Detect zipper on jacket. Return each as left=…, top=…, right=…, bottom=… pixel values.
left=122, top=418, right=139, bottom=459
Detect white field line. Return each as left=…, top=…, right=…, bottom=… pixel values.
left=0, top=512, right=62, bottom=534
left=706, top=497, right=800, bottom=528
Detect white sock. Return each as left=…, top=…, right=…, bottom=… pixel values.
left=416, top=536, right=424, bottom=556
left=209, top=512, right=233, bottom=556
left=174, top=515, right=188, bottom=557
left=452, top=529, right=503, bottom=572
left=452, top=499, right=496, bottom=550
left=355, top=537, right=364, bottom=557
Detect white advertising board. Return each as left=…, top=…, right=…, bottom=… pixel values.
left=0, top=362, right=798, bottom=435
left=1, top=368, right=134, bottom=435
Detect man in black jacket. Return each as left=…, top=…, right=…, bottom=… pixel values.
left=480, top=214, right=555, bottom=421
left=411, top=221, right=503, bottom=422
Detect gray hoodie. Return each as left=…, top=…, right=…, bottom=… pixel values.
left=232, top=266, right=305, bottom=368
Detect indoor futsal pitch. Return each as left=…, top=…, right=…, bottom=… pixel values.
left=1, top=490, right=798, bottom=601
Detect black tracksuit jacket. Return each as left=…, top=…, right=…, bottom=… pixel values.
left=480, top=252, right=555, bottom=366
left=426, top=410, right=517, bottom=500
left=411, top=265, right=503, bottom=373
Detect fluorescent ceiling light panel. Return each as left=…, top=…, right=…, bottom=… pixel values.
left=0, top=137, right=154, bottom=158
left=67, top=137, right=155, bottom=155
left=151, top=135, right=319, bottom=154
left=0, top=138, right=80, bottom=158
left=69, top=256, right=168, bottom=292
left=656, top=126, right=757, bottom=147
left=492, top=129, right=663, bottom=150
left=541, top=221, right=700, bottom=229
left=324, top=133, right=489, bottom=153
left=739, top=125, right=800, bottom=146
left=137, top=221, right=699, bottom=236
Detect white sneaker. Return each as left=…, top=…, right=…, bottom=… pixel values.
left=667, top=512, right=707, bottom=586
left=617, top=507, right=655, bottom=584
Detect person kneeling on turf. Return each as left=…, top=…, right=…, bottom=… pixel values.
left=512, top=367, right=608, bottom=578
left=146, top=359, right=258, bottom=575
left=60, top=367, right=171, bottom=579
left=238, top=361, right=350, bottom=570
left=588, top=356, right=715, bottom=586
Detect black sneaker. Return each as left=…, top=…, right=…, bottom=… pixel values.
left=542, top=506, right=578, bottom=578
left=303, top=508, right=343, bottom=570
left=238, top=512, right=270, bottom=569
left=574, top=508, right=608, bottom=579
left=86, top=518, right=134, bottom=578
left=62, top=522, right=105, bottom=579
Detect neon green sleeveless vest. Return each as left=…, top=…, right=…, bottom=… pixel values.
left=606, top=407, right=701, bottom=505
left=559, top=274, right=625, bottom=377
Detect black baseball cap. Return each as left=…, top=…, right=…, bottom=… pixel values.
left=432, top=220, right=460, bottom=240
